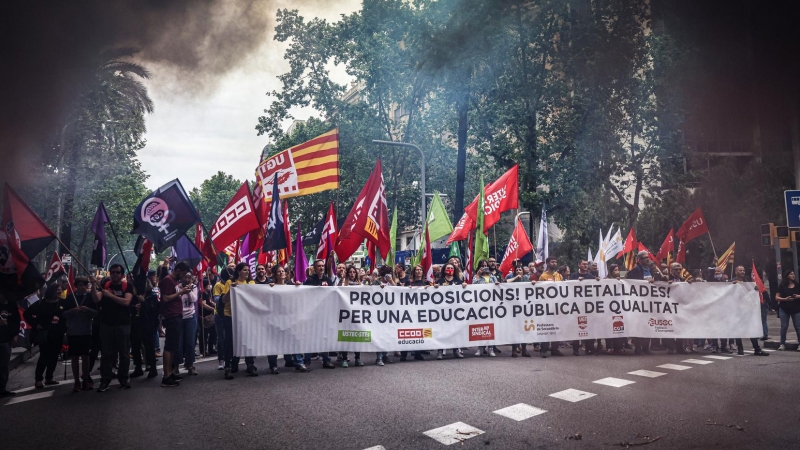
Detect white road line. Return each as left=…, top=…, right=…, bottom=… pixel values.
left=682, top=359, right=714, bottom=365
left=593, top=377, right=635, bottom=388
left=13, top=383, right=60, bottom=395
left=423, top=422, right=485, bottom=445
left=493, top=403, right=547, bottom=421
left=657, top=363, right=692, bottom=371
left=5, top=390, right=54, bottom=405
left=549, top=388, right=596, bottom=402
left=703, top=355, right=733, bottom=360
left=761, top=349, right=776, bottom=352
left=363, top=446, right=386, bottom=450
left=628, top=370, right=667, bottom=378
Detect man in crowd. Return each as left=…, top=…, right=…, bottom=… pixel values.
left=487, top=257, right=501, bottom=281
left=536, top=256, right=565, bottom=358
left=569, top=259, right=599, bottom=355
left=90, top=263, right=134, bottom=392
left=158, top=261, right=193, bottom=387
left=395, top=264, right=410, bottom=286
left=665, top=263, right=690, bottom=354
left=626, top=251, right=666, bottom=355
left=303, top=259, right=336, bottom=369
left=0, top=291, right=21, bottom=398
left=254, top=264, right=271, bottom=285
left=731, top=265, right=770, bottom=356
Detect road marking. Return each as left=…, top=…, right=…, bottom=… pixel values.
left=682, top=359, right=713, bottom=365
left=703, top=355, right=733, bottom=360
left=549, top=388, right=596, bottom=402
left=5, top=390, right=54, bottom=405
left=762, top=349, right=776, bottom=352
left=13, top=384, right=60, bottom=394
left=423, top=422, right=485, bottom=445
left=593, top=377, right=635, bottom=388
left=657, top=364, right=692, bottom=371
left=493, top=403, right=547, bottom=421
left=363, top=446, right=386, bottom=450
left=628, top=370, right=667, bottom=378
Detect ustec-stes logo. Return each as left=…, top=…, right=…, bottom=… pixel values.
left=397, top=328, right=433, bottom=345
left=469, top=323, right=495, bottom=341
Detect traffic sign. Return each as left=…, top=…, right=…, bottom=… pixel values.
left=784, top=190, right=800, bottom=228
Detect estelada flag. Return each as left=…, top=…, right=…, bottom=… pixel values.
left=464, top=165, right=519, bottom=233
left=335, top=159, right=391, bottom=262
left=44, top=252, right=66, bottom=284
left=655, top=229, right=675, bottom=262
left=447, top=212, right=476, bottom=244
left=210, top=182, right=260, bottom=252
left=1, top=184, right=55, bottom=295
left=676, top=207, right=709, bottom=244
left=499, top=219, right=534, bottom=277
left=255, top=128, right=339, bottom=201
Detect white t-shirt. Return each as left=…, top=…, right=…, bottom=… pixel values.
left=179, top=284, right=197, bottom=320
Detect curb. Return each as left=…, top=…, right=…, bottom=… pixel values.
left=763, top=340, right=799, bottom=351
left=9, top=346, right=38, bottom=371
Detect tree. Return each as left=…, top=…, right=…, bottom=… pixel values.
left=190, top=171, right=243, bottom=230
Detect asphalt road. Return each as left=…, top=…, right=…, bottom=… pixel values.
left=3, top=343, right=799, bottom=450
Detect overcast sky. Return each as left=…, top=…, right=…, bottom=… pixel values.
left=139, top=0, right=359, bottom=191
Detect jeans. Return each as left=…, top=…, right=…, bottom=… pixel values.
left=761, top=301, right=769, bottom=338
left=99, top=324, right=131, bottom=384
left=177, top=317, right=197, bottom=367
left=779, top=309, right=800, bottom=345
left=0, top=342, right=11, bottom=391
left=35, top=339, right=62, bottom=382
left=222, top=315, right=254, bottom=369
left=215, top=315, right=226, bottom=362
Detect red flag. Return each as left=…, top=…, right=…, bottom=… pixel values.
left=335, top=159, right=391, bottom=261
left=2, top=184, right=56, bottom=284
left=463, top=231, right=474, bottom=283
left=282, top=200, right=292, bottom=259
left=246, top=181, right=270, bottom=252
left=620, top=227, right=637, bottom=258
left=421, top=227, right=433, bottom=282
left=498, top=220, right=534, bottom=277
left=752, top=261, right=767, bottom=297
left=446, top=212, right=476, bottom=244
left=194, top=223, right=209, bottom=275
left=464, top=165, right=519, bottom=233
left=675, top=239, right=687, bottom=263
left=676, top=208, right=709, bottom=243
left=64, top=265, right=75, bottom=295
left=367, top=240, right=376, bottom=273
left=655, top=229, right=675, bottom=262
left=210, top=182, right=260, bottom=252
left=44, top=252, right=66, bottom=284
left=317, top=202, right=337, bottom=260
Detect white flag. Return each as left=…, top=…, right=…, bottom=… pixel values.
left=606, top=228, right=623, bottom=259
left=535, top=205, right=548, bottom=262
left=587, top=248, right=593, bottom=265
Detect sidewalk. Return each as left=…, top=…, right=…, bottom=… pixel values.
left=9, top=345, right=38, bottom=370
left=764, top=309, right=799, bottom=350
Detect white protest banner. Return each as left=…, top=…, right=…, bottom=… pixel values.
left=231, top=280, right=762, bottom=356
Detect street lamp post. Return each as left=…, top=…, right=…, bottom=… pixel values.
left=372, top=140, right=426, bottom=229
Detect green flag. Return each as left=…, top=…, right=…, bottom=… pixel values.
left=427, top=192, right=454, bottom=242
left=388, top=206, right=397, bottom=267
left=448, top=241, right=461, bottom=259
left=473, top=176, right=489, bottom=270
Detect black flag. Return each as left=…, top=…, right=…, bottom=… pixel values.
left=262, top=173, right=287, bottom=251
left=131, top=179, right=199, bottom=253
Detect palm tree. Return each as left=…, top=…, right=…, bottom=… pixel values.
left=57, top=48, right=154, bottom=254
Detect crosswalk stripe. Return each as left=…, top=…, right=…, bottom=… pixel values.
left=5, top=390, right=54, bottom=405
left=657, top=363, right=692, bottom=371
left=423, top=422, right=485, bottom=445
left=681, top=359, right=714, bottom=365
left=363, top=446, right=386, bottom=450
left=493, top=403, right=547, bottom=421
left=628, top=370, right=667, bottom=378
left=703, top=355, right=733, bottom=360
left=549, top=388, right=596, bottom=402
left=593, top=377, right=635, bottom=387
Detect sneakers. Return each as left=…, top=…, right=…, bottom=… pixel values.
left=455, top=349, right=464, bottom=358
left=224, top=369, right=234, bottom=380
left=295, top=364, right=311, bottom=372
left=375, top=358, right=385, bottom=366
left=161, top=377, right=179, bottom=387
left=511, top=352, right=518, bottom=358
left=778, top=344, right=786, bottom=350
left=382, top=356, right=393, bottom=364
left=130, top=367, right=145, bottom=378
left=172, top=372, right=184, bottom=381
left=269, top=367, right=280, bottom=375
left=147, top=369, right=158, bottom=379
left=488, top=350, right=496, bottom=357
left=118, top=382, right=131, bottom=390
left=540, top=350, right=548, bottom=358
left=437, top=352, right=443, bottom=360
left=753, top=350, right=770, bottom=356
left=322, top=362, right=336, bottom=369
left=341, top=360, right=349, bottom=368
left=245, top=365, right=259, bottom=377
left=354, top=359, right=365, bottom=367
left=521, top=352, right=531, bottom=357
left=187, top=366, right=197, bottom=376
left=44, top=379, right=59, bottom=386
left=218, top=361, right=225, bottom=370
left=97, top=382, right=111, bottom=393
left=474, top=350, right=482, bottom=357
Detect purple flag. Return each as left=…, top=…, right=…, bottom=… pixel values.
left=294, top=224, right=308, bottom=283
left=90, top=202, right=110, bottom=267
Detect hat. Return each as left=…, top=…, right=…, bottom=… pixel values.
left=534, top=260, right=545, bottom=267
left=147, top=269, right=156, bottom=277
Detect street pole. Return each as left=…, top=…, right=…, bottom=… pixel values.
left=372, top=140, right=426, bottom=230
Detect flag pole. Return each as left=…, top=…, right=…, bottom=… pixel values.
left=106, top=218, right=131, bottom=274
left=52, top=235, right=92, bottom=278
left=706, top=232, right=719, bottom=260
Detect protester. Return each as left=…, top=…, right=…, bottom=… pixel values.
left=505, top=264, right=531, bottom=358
left=436, top=262, right=466, bottom=359
left=158, top=261, right=192, bottom=387
left=339, top=264, right=365, bottom=366
left=303, top=260, right=336, bottom=369
left=569, top=259, right=599, bottom=356
left=535, top=256, right=565, bottom=358
left=728, top=265, right=770, bottom=356
left=254, top=264, right=271, bottom=284
left=213, top=268, right=232, bottom=371
left=23, top=284, right=66, bottom=389
left=198, top=279, right=216, bottom=356
left=90, top=264, right=134, bottom=392
left=473, top=266, right=500, bottom=357
left=221, top=263, right=258, bottom=379
left=139, top=270, right=161, bottom=378
left=63, top=277, right=97, bottom=392
left=394, top=264, right=410, bottom=286
left=625, top=251, right=665, bottom=355
left=269, top=264, right=306, bottom=373
left=775, top=269, right=800, bottom=352
left=177, top=272, right=198, bottom=376
left=0, top=291, right=21, bottom=398
left=664, top=263, right=690, bottom=355
left=486, top=257, right=500, bottom=280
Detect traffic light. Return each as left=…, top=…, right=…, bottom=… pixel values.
left=761, top=223, right=791, bottom=249
left=793, top=230, right=800, bottom=243
left=761, top=223, right=773, bottom=246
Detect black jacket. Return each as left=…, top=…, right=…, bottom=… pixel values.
left=0, top=299, right=21, bottom=344
left=626, top=265, right=665, bottom=281
left=303, top=274, right=334, bottom=286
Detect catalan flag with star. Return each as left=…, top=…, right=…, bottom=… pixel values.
left=256, top=129, right=340, bottom=200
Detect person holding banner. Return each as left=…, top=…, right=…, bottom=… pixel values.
left=506, top=264, right=532, bottom=358
left=664, top=263, right=690, bottom=355
left=62, top=277, right=98, bottom=392
left=221, top=263, right=258, bottom=379
left=473, top=265, right=501, bottom=357
left=435, top=263, right=466, bottom=360
left=536, top=256, right=565, bottom=358
left=213, top=269, right=233, bottom=371
left=604, top=264, right=626, bottom=355
left=303, top=259, right=336, bottom=369
left=339, top=265, right=365, bottom=367
left=569, top=260, right=600, bottom=356
left=176, top=272, right=198, bottom=376
left=625, top=251, right=665, bottom=355
left=732, top=265, right=770, bottom=356
left=270, top=264, right=311, bottom=373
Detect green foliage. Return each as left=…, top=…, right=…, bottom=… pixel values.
left=189, top=171, right=243, bottom=229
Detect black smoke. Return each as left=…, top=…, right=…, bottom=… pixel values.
left=0, top=0, right=274, bottom=184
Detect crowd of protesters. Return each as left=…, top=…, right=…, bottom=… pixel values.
left=1, top=248, right=793, bottom=398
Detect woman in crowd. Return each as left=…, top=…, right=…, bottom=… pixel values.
left=399, top=265, right=429, bottom=362
left=198, top=279, right=216, bottom=356
left=435, top=263, right=466, bottom=359
left=558, top=264, right=571, bottom=279
left=503, top=265, right=531, bottom=357
left=270, top=264, right=311, bottom=372
left=177, top=272, right=198, bottom=376
left=213, top=268, right=232, bottom=371
left=24, top=284, right=67, bottom=388
left=339, top=265, right=366, bottom=367
left=775, top=269, right=800, bottom=351
left=221, top=263, right=256, bottom=379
